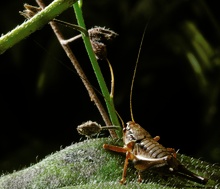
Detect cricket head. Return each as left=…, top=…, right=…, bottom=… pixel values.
left=123, top=121, right=152, bottom=144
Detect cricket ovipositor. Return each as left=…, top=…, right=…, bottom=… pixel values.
left=102, top=25, right=209, bottom=185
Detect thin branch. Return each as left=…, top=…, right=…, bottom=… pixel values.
left=36, top=0, right=118, bottom=139
left=73, top=3, right=122, bottom=138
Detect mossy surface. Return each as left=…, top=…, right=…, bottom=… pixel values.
left=0, top=138, right=219, bottom=189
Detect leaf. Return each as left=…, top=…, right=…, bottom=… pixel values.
left=0, top=138, right=219, bottom=188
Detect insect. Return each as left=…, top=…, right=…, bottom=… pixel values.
left=103, top=25, right=209, bottom=185
left=103, top=121, right=208, bottom=185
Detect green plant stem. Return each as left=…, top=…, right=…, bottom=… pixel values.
left=0, top=0, right=77, bottom=55
left=73, top=2, right=122, bottom=138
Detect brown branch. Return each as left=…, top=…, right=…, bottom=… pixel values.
left=36, top=0, right=117, bottom=138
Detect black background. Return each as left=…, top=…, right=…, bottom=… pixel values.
left=1, top=0, right=220, bottom=173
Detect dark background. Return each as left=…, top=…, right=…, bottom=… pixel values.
left=1, top=0, right=220, bottom=173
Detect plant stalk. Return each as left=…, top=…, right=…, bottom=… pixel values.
left=0, top=0, right=77, bottom=54
left=36, top=0, right=118, bottom=138
left=73, top=2, right=122, bottom=138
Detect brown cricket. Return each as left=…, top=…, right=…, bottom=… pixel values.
left=103, top=121, right=208, bottom=184
left=103, top=25, right=209, bottom=185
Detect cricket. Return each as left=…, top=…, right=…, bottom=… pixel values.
left=102, top=26, right=209, bottom=185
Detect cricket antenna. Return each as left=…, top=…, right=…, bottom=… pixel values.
left=130, top=23, right=149, bottom=122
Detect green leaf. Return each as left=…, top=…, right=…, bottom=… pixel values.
left=0, top=138, right=218, bottom=188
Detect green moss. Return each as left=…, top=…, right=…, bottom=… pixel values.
left=0, top=138, right=219, bottom=189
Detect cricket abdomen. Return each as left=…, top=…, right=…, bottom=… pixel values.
left=137, top=138, right=170, bottom=159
